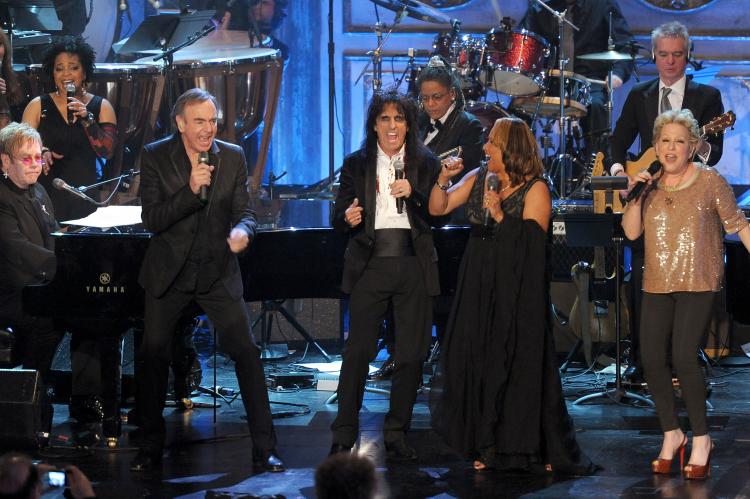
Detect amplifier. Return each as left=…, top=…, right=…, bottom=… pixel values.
left=550, top=212, right=617, bottom=282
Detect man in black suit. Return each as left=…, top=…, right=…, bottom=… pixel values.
left=609, top=21, right=724, bottom=382
left=520, top=0, right=634, bottom=154
left=329, top=91, right=442, bottom=460
left=131, top=88, right=284, bottom=473
left=0, top=122, right=62, bottom=381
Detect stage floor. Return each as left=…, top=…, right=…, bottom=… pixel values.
left=32, top=344, right=750, bottom=498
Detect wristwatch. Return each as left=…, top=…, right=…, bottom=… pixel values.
left=81, top=112, right=95, bottom=127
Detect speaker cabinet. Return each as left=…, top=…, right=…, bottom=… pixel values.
left=0, top=369, right=51, bottom=449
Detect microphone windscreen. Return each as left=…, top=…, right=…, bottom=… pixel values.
left=647, top=160, right=662, bottom=175
left=198, top=151, right=210, bottom=164
left=52, top=178, right=66, bottom=190
left=487, top=173, right=500, bottom=192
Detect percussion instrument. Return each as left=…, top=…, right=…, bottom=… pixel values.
left=482, top=27, right=549, bottom=97
left=431, top=33, right=485, bottom=101
left=511, top=69, right=591, bottom=119
left=370, top=0, right=452, bottom=24
left=577, top=50, right=644, bottom=62
left=464, top=101, right=513, bottom=130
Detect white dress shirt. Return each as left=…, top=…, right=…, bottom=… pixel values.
left=374, top=144, right=411, bottom=230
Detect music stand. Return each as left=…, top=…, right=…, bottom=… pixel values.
left=563, top=212, right=654, bottom=407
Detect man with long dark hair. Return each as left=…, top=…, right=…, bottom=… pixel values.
left=329, top=91, right=443, bottom=461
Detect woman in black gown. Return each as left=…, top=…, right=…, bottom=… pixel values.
left=22, top=36, right=117, bottom=222
left=428, top=117, right=596, bottom=474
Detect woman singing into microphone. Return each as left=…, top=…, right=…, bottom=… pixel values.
left=623, top=109, right=750, bottom=479
left=22, top=36, right=117, bottom=221
left=428, top=117, right=596, bottom=474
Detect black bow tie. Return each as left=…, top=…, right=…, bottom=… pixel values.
left=426, top=120, right=443, bottom=135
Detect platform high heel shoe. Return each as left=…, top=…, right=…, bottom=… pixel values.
left=652, top=435, right=688, bottom=474
left=684, top=442, right=714, bottom=480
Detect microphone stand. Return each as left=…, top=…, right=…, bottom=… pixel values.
left=354, top=4, right=409, bottom=91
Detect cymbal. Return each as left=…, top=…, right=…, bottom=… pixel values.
left=370, top=0, right=452, bottom=25
left=577, top=50, right=644, bottom=61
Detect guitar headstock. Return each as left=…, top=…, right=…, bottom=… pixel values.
left=591, top=151, right=605, bottom=177
left=703, top=111, right=736, bottom=137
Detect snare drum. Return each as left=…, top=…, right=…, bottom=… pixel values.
left=482, top=28, right=549, bottom=96
left=511, top=69, right=591, bottom=119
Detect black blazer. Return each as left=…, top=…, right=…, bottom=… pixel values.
left=610, top=77, right=724, bottom=167
left=419, top=108, right=485, bottom=176
left=519, top=0, right=634, bottom=82
left=0, top=178, right=58, bottom=316
left=332, top=147, right=443, bottom=296
left=138, top=135, right=257, bottom=300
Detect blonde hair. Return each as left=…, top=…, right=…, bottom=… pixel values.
left=653, top=109, right=700, bottom=145
left=487, top=117, right=543, bottom=185
left=0, top=122, right=43, bottom=157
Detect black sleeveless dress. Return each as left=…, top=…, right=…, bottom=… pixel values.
left=430, top=167, right=597, bottom=475
left=37, top=93, right=103, bottom=222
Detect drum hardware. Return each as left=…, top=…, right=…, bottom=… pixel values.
left=360, top=0, right=452, bottom=92
left=577, top=12, right=645, bottom=134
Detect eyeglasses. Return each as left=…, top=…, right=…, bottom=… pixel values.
left=12, top=155, right=44, bottom=166
left=418, top=92, right=448, bottom=103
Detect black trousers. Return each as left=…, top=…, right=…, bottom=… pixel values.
left=331, top=256, right=432, bottom=447
left=0, top=292, right=62, bottom=383
left=640, top=291, right=715, bottom=436
left=137, top=280, right=276, bottom=453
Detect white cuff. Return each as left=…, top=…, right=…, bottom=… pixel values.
left=610, top=163, right=625, bottom=176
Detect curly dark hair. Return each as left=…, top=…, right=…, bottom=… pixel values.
left=41, top=36, right=96, bottom=85
left=251, top=0, right=288, bottom=32
left=363, top=90, right=429, bottom=163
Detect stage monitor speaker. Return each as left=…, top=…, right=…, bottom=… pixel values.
left=0, top=369, right=51, bottom=449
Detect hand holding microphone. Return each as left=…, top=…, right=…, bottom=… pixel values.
left=65, top=82, right=76, bottom=125
left=191, top=151, right=214, bottom=201
left=625, top=160, right=662, bottom=203
left=483, top=173, right=501, bottom=226
left=390, top=159, right=411, bottom=214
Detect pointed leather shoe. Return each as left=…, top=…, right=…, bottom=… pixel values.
left=253, top=448, right=286, bottom=473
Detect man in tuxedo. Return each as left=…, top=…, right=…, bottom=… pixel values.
left=132, top=88, right=284, bottom=473
left=329, top=91, right=442, bottom=461
left=368, top=58, right=484, bottom=381
left=520, top=0, right=634, bottom=155
left=0, top=122, right=61, bottom=382
left=609, top=21, right=724, bottom=382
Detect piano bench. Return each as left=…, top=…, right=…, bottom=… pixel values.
left=0, top=327, right=18, bottom=369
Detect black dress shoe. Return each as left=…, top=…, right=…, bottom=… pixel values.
left=623, top=365, right=644, bottom=383
left=385, top=439, right=417, bottom=462
left=368, top=359, right=396, bottom=380
left=130, top=449, right=162, bottom=472
left=328, top=443, right=353, bottom=456
left=253, top=448, right=286, bottom=473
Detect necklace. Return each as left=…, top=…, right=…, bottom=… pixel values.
left=660, top=165, right=690, bottom=205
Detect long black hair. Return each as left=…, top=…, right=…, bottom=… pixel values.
left=362, top=90, right=429, bottom=163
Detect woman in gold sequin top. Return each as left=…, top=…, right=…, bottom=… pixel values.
left=622, top=109, right=750, bottom=480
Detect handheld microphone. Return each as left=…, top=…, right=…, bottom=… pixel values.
left=52, top=177, right=91, bottom=202
left=198, top=151, right=210, bottom=201
left=393, top=159, right=405, bottom=214
left=119, top=0, right=127, bottom=10
left=65, top=82, right=75, bottom=125
left=484, top=173, right=500, bottom=226
left=625, top=160, right=662, bottom=203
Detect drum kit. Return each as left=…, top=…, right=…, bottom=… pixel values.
left=367, top=0, right=643, bottom=199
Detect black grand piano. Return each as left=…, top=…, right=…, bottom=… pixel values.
left=23, top=199, right=469, bottom=325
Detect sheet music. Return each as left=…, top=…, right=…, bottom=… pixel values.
left=62, top=206, right=143, bottom=228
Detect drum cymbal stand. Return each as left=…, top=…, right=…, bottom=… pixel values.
left=355, top=5, right=409, bottom=92
left=531, top=0, right=579, bottom=199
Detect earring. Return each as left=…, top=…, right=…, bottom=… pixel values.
left=2, top=171, right=8, bottom=179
